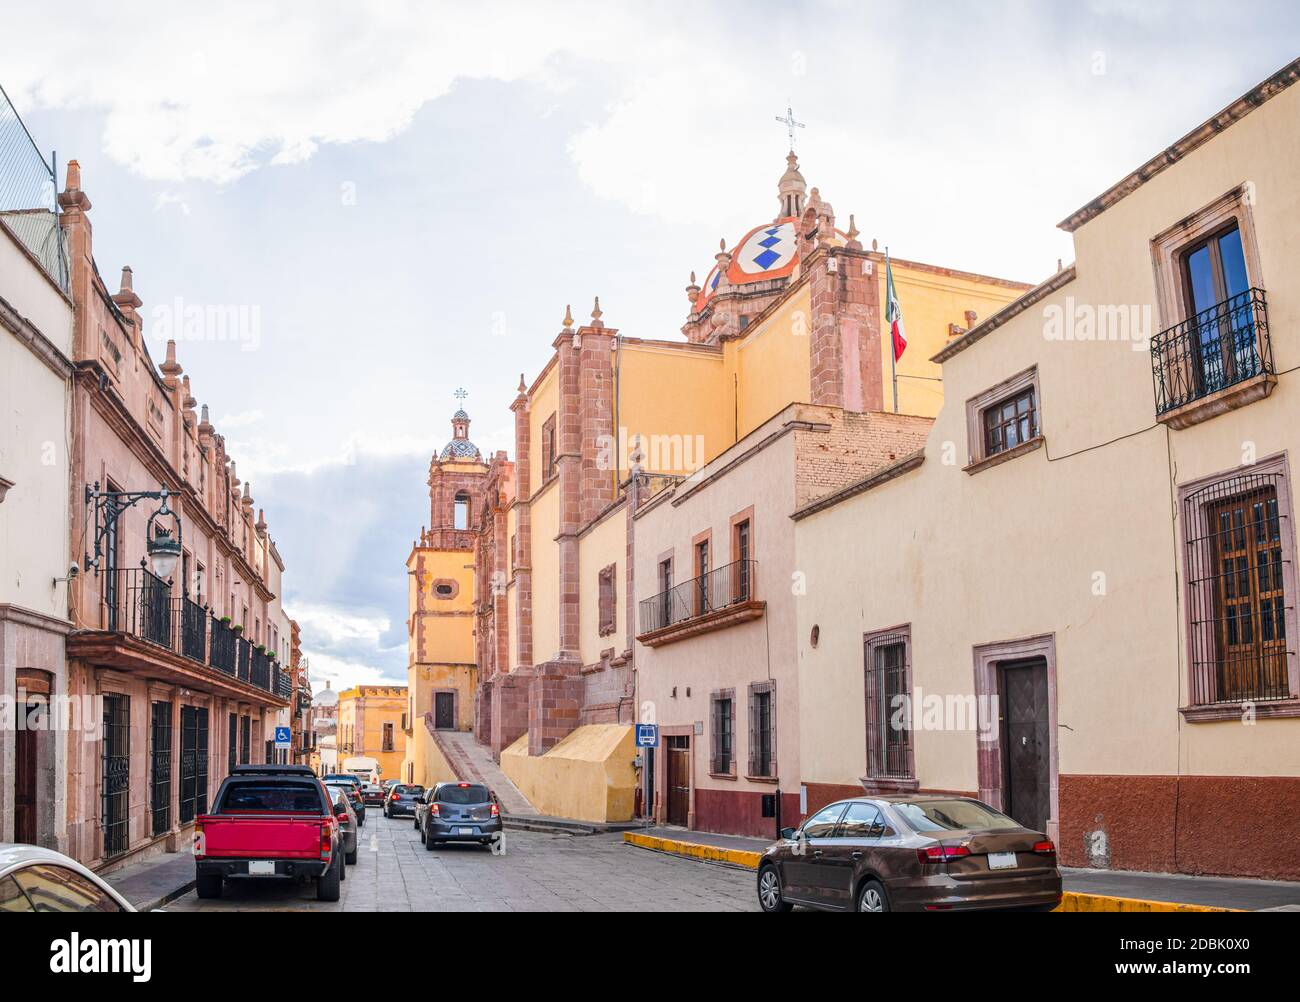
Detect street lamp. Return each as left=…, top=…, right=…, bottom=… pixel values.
left=85, top=482, right=187, bottom=590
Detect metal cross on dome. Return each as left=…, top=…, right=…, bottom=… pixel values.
left=454, top=387, right=468, bottom=404
left=775, top=104, right=805, bottom=151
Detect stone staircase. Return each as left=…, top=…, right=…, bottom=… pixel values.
left=428, top=726, right=534, bottom=816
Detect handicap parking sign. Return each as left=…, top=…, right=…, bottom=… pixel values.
left=635, top=724, right=659, bottom=748
left=274, top=726, right=291, bottom=749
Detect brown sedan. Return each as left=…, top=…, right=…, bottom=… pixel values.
left=757, top=795, right=1062, bottom=913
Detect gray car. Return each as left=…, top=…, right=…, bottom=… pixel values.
left=0, top=844, right=136, bottom=912
left=329, top=788, right=360, bottom=866
left=415, top=782, right=502, bottom=850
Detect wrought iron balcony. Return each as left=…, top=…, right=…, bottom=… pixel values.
left=1151, top=288, right=1273, bottom=419
left=92, top=567, right=287, bottom=701
left=638, top=559, right=759, bottom=637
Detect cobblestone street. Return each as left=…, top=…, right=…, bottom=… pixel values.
left=169, top=810, right=759, bottom=912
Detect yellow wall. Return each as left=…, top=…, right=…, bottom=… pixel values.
left=528, top=365, right=559, bottom=492
left=578, top=506, right=627, bottom=665
left=732, top=285, right=813, bottom=435
left=615, top=343, right=730, bottom=474
left=529, top=482, right=560, bottom=662
left=337, top=686, right=407, bottom=782
left=499, top=725, right=636, bottom=823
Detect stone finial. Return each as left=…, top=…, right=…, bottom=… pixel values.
left=182, top=374, right=197, bottom=409
left=160, top=339, right=182, bottom=385
left=66, top=159, right=82, bottom=191
left=58, top=159, right=92, bottom=212
left=590, top=296, right=604, bottom=328
left=686, top=270, right=700, bottom=306
left=562, top=304, right=574, bottom=330
left=517, top=373, right=526, bottom=394
left=256, top=508, right=268, bottom=536
left=113, top=265, right=142, bottom=310
left=872, top=238, right=878, bottom=252
left=199, top=404, right=213, bottom=435
left=845, top=214, right=862, bottom=251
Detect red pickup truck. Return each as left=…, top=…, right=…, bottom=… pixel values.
left=194, top=764, right=346, bottom=901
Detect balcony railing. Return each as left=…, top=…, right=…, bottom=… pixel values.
left=96, top=567, right=287, bottom=701
left=1151, top=288, right=1272, bottom=416
left=638, top=559, right=758, bottom=635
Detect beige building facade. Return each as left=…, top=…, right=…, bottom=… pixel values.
left=792, top=58, right=1300, bottom=880
left=338, top=684, right=407, bottom=783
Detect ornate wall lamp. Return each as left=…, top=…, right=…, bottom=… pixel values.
left=85, top=482, right=186, bottom=590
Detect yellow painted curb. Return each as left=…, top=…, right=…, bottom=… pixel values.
left=623, top=834, right=1243, bottom=912
left=624, top=832, right=762, bottom=869
left=1054, top=892, right=1240, bottom=913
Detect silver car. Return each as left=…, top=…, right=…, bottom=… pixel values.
left=0, top=844, right=136, bottom=912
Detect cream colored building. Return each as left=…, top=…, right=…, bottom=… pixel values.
left=0, top=150, right=75, bottom=851
left=792, top=58, right=1300, bottom=880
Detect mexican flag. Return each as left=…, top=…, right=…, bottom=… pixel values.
left=885, top=257, right=908, bottom=362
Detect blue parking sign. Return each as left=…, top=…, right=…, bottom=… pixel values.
left=274, top=726, right=291, bottom=749
left=635, top=724, right=659, bottom=748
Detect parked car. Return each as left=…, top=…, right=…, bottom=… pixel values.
left=361, top=783, right=386, bottom=807
left=0, top=844, right=136, bottom=912
left=384, top=784, right=424, bottom=819
left=195, top=764, right=346, bottom=901
left=382, top=779, right=401, bottom=793
left=324, top=779, right=366, bottom=827
left=756, top=795, right=1062, bottom=913
left=415, top=782, right=501, bottom=850
left=330, top=788, right=360, bottom=865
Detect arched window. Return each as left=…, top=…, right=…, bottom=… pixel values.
left=454, top=491, right=470, bottom=531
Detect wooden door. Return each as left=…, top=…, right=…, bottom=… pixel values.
left=14, top=707, right=38, bottom=844
left=1000, top=659, right=1050, bottom=833
left=666, top=737, right=690, bottom=827
left=435, top=692, right=455, bottom=730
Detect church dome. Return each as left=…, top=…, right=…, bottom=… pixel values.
left=438, top=400, right=482, bottom=462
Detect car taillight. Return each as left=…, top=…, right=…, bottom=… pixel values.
left=490, top=803, right=499, bottom=818
left=320, top=823, right=332, bottom=860
left=1032, top=840, right=1056, bottom=855
left=193, top=825, right=205, bottom=859
left=430, top=803, right=440, bottom=816
left=457, top=782, right=470, bottom=788
left=917, top=844, right=970, bottom=865
left=391, top=791, right=400, bottom=801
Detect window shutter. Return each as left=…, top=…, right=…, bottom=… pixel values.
left=710, top=699, right=719, bottom=774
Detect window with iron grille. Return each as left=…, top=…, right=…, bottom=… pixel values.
left=240, top=715, right=251, bottom=764
left=983, top=387, right=1037, bottom=458
left=710, top=691, right=735, bottom=775
left=227, top=713, right=237, bottom=776
left=150, top=701, right=172, bottom=837
left=865, top=629, right=914, bottom=781
left=383, top=721, right=395, bottom=752
left=734, top=520, right=751, bottom=601
left=747, top=682, right=775, bottom=778
left=180, top=706, right=209, bottom=823
left=1183, top=466, right=1294, bottom=706
left=101, top=693, right=130, bottom=859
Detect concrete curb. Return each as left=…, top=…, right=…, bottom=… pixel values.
left=622, top=833, right=1242, bottom=911
left=138, top=879, right=197, bottom=913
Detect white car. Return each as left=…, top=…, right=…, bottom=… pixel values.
left=0, top=844, right=137, bottom=912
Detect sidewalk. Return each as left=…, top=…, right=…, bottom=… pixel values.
left=622, top=826, right=1300, bottom=912
left=100, top=850, right=196, bottom=911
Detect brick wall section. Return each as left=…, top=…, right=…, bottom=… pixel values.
left=793, top=409, right=933, bottom=510
left=554, top=331, right=582, bottom=659
left=578, top=328, right=616, bottom=523
left=807, top=246, right=883, bottom=412
left=528, top=671, right=584, bottom=756
left=511, top=388, right=533, bottom=668
left=490, top=671, right=531, bottom=758
left=581, top=663, right=633, bottom=725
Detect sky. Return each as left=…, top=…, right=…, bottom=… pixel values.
left=3, top=1, right=1297, bottom=690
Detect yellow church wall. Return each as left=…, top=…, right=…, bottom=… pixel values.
left=337, top=686, right=407, bottom=783
left=578, top=505, right=627, bottom=666
left=528, top=365, right=559, bottom=493
left=881, top=265, right=1028, bottom=417
left=615, top=342, right=730, bottom=474
left=529, top=482, right=560, bottom=662
left=733, top=285, right=814, bottom=435
left=499, top=724, right=636, bottom=823
left=405, top=713, right=458, bottom=789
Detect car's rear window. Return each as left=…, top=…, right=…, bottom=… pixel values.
left=436, top=784, right=489, bottom=805
left=893, top=800, right=1020, bottom=833
left=395, top=785, right=424, bottom=797
left=219, top=782, right=323, bottom=813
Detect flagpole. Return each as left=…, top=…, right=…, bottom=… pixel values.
left=887, top=247, right=898, bottom=413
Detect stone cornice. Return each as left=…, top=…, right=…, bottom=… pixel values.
left=0, top=289, right=73, bottom=380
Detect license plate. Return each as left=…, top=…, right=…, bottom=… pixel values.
left=987, top=852, right=1018, bottom=870
left=248, top=860, right=276, bottom=875
left=458, top=827, right=474, bottom=836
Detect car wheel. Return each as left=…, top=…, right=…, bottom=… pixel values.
left=856, top=879, right=889, bottom=913
left=195, top=873, right=223, bottom=900
left=757, top=865, right=792, bottom=913
left=418, top=823, right=426, bottom=845
left=317, top=855, right=342, bottom=902
left=424, top=831, right=437, bottom=852
left=345, top=845, right=358, bottom=866
left=413, top=817, right=420, bottom=831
